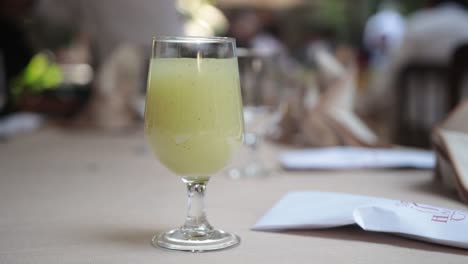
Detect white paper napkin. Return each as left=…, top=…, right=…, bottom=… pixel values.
left=253, top=192, right=468, bottom=249
left=280, top=147, right=435, bottom=170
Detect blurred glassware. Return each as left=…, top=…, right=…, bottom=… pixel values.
left=227, top=48, right=283, bottom=179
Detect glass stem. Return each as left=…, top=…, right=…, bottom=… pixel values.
left=245, top=132, right=261, bottom=164
left=182, top=179, right=213, bottom=238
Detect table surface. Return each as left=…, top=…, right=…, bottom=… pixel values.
left=1, top=127, right=467, bottom=263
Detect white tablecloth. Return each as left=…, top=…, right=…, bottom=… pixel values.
left=0, top=128, right=467, bottom=263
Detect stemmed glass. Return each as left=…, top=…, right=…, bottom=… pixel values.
left=227, top=49, right=281, bottom=179
left=144, top=36, right=244, bottom=251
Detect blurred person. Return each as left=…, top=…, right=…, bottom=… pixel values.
left=364, top=0, right=468, bottom=143
left=379, top=0, right=468, bottom=100
left=34, top=0, right=183, bottom=130
left=394, top=0, right=468, bottom=65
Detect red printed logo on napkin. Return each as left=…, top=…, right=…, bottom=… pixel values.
left=397, top=201, right=466, bottom=223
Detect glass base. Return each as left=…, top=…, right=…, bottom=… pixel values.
left=153, top=228, right=240, bottom=252
left=227, top=163, right=270, bottom=179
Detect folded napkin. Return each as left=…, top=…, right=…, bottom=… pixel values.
left=433, top=100, right=468, bottom=204
left=253, top=192, right=468, bottom=249
left=280, top=147, right=435, bottom=170
left=270, top=47, right=382, bottom=148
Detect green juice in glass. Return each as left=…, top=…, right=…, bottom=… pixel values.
left=144, top=57, right=244, bottom=179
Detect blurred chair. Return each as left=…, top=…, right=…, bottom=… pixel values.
left=395, top=63, right=453, bottom=148
left=395, top=44, right=468, bottom=148
left=450, top=44, right=468, bottom=104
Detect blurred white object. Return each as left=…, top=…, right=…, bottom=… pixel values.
left=364, top=2, right=406, bottom=99
left=60, top=64, right=93, bottom=85
left=253, top=192, right=468, bottom=249
left=280, top=147, right=435, bottom=170
left=364, top=5, right=406, bottom=56
left=251, top=33, right=285, bottom=57
left=132, top=95, right=146, bottom=119
left=0, top=113, right=45, bottom=139
left=313, top=47, right=346, bottom=80
left=184, top=4, right=228, bottom=36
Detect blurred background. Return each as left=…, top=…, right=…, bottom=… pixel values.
left=1, top=0, right=468, bottom=149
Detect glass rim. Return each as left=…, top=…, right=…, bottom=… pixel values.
left=152, top=36, right=235, bottom=44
